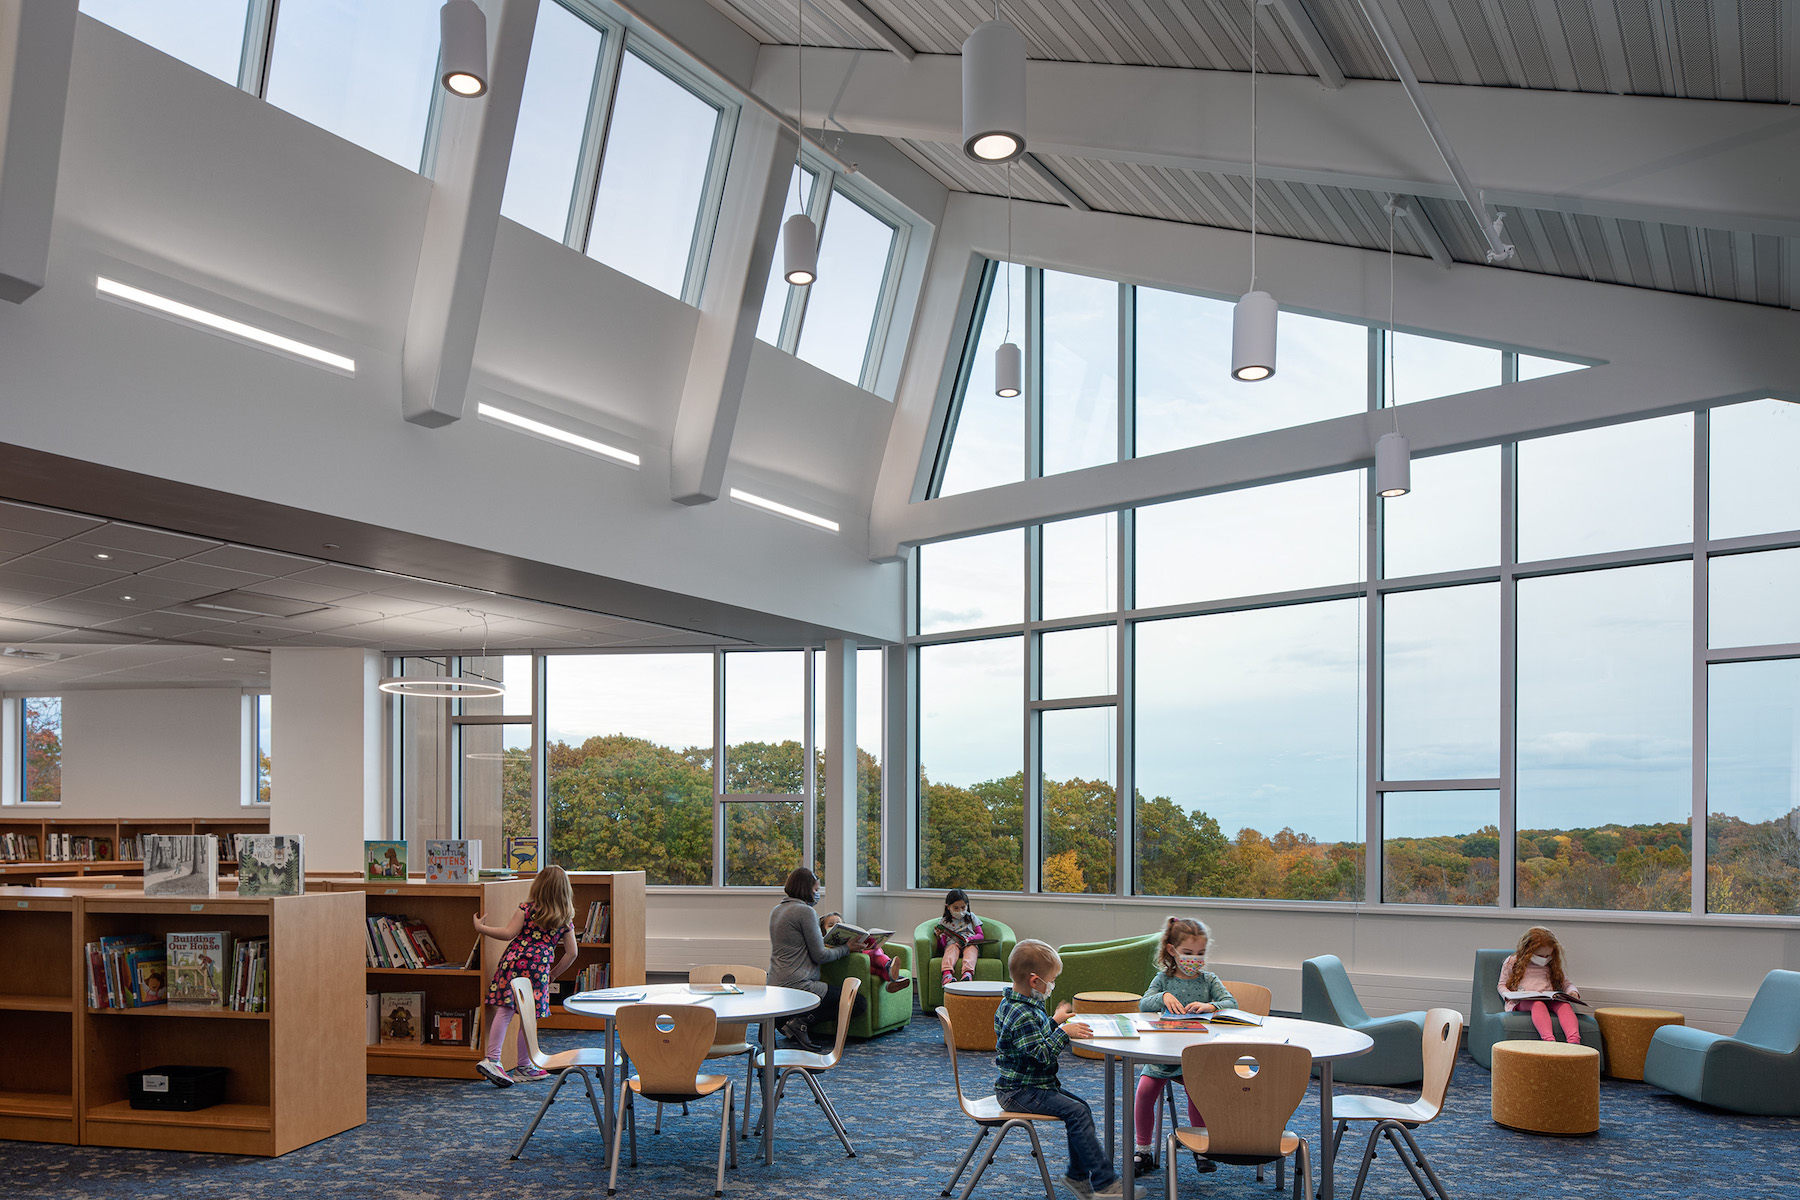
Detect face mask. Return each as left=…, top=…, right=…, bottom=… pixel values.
left=1530, top=954, right=1550, bottom=966
left=1031, top=977, right=1055, bottom=1001
left=1174, top=952, right=1207, bottom=978
left=811, top=888, right=824, bottom=905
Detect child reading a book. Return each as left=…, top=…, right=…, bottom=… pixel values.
left=473, top=864, right=578, bottom=1086
left=936, top=888, right=985, bottom=986
left=994, top=940, right=1143, bottom=1199
left=1129, top=917, right=1236, bottom=1175
left=1499, top=925, right=1584, bottom=1044
left=818, top=911, right=912, bottom=993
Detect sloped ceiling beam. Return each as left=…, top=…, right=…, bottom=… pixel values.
left=1268, top=0, right=1344, bottom=89
left=753, top=47, right=1800, bottom=239
left=820, top=0, right=914, bottom=60
left=1021, top=153, right=1089, bottom=211
left=0, top=0, right=77, bottom=303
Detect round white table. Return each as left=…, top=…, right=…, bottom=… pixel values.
left=564, top=983, right=820, bottom=1166
left=1068, top=1014, right=1373, bottom=1200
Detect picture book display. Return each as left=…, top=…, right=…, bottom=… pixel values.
left=424, top=839, right=480, bottom=884
left=166, top=931, right=233, bottom=1009
left=821, top=920, right=896, bottom=949
left=504, top=836, right=539, bottom=872
left=142, top=834, right=220, bottom=896
left=236, top=834, right=305, bottom=896
left=364, top=840, right=409, bottom=881
left=429, top=1009, right=474, bottom=1046
left=379, top=992, right=426, bottom=1045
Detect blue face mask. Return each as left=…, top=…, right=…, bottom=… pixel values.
left=812, top=888, right=824, bottom=905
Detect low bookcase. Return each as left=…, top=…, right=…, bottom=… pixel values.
left=327, top=877, right=531, bottom=1078
left=0, top=887, right=365, bottom=1156
left=541, top=870, right=646, bottom=1030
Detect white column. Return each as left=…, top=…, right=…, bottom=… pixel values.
left=269, top=648, right=383, bottom=872
left=0, top=0, right=77, bottom=303
left=823, top=638, right=857, bottom=924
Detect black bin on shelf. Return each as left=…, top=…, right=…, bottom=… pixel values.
left=127, top=1064, right=229, bottom=1111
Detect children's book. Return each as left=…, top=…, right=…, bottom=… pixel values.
left=821, top=920, right=896, bottom=948
left=1500, top=988, right=1590, bottom=1008
left=504, top=836, right=539, bottom=872
left=364, top=840, right=409, bottom=881
left=1073, top=1013, right=1141, bottom=1038
left=142, top=835, right=220, bottom=896
left=366, top=993, right=381, bottom=1045
left=573, top=987, right=645, bottom=1002
left=1159, top=1008, right=1266, bottom=1027
left=133, top=956, right=168, bottom=1006
left=166, top=931, right=233, bottom=1009
left=379, top=991, right=426, bottom=1045
left=429, top=1009, right=471, bottom=1045
left=934, top=918, right=986, bottom=945
left=687, top=982, right=744, bottom=995
left=236, top=834, right=304, bottom=896
left=425, top=839, right=480, bottom=884
left=1147, top=1018, right=1216, bottom=1033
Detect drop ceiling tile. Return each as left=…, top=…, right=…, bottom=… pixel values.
left=139, top=561, right=270, bottom=589
left=89, top=612, right=241, bottom=638
left=5, top=557, right=127, bottom=586
left=374, top=580, right=489, bottom=606
left=60, top=583, right=200, bottom=610
left=63, top=523, right=223, bottom=558
left=341, top=594, right=439, bottom=618
left=27, top=629, right=149, bottom=645
left=0, top=617, right=67, bottom=639
left=285, top=563, right=395, bottom=590
left=0, top=501, right=104, bottom=539
left=8, top=600, right=133, bottom=624
left=0, top=583, right=67, bottom=607
left=167, top=628, right=261, bottom=647
left=0, top=529, right=59, bottom=555
left=31, top=542, right=169, bottom=574
left=183, top=545, right=321, bottom=575
left=237, top=578, right=364, bottom=604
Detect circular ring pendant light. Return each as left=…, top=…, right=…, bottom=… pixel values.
left=962, top=7, right=1027, bottom=163
left=439, top=0, right=489, bottom=97
left=378, top=676, right=506, bottom=699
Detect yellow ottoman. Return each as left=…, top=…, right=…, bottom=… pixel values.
left=1491, top=1041, right=1600, bottom=1135
left=1073, top=991, right=1142, bottom=1060
left=1593, top=1007, right=1685, bottom=1081
left=944, top=981, right=1011, bottom=1052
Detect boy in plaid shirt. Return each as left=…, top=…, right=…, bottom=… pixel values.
left=994, top=940, right=1143, bottom=1199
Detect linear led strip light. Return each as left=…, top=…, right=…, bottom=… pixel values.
left=96, top=277, right=355, bottom=375
left=728, top=488, right=840, bottom=533
left=476, top=403, right=640, bottom=467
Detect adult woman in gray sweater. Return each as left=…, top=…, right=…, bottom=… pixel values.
left=767, top=867, right=868, bottom=1052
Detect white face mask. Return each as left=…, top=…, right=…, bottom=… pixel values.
left=1530, top=954, right=1550, bottom=966
left=1032, top=976, right=1055, bottom=1000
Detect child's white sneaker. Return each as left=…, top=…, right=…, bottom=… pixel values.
left=476, top=1058, right=513, bottom=1087
left=1090, top=1180, right=1146, bottom=1199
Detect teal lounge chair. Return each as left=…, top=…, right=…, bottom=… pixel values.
left=1301, top=955, right=1426, bottom=1085
left=1467, top=948, right=1605, bottom=1070
left=1643, top=969, right=1800, bottom=1115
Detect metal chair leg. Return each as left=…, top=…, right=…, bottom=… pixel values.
left=942, top=1125, right=991, bottom=1196
left=740, top=1048, right=757, bottom=1140
left=1023, top=1121, right=1057, bottom=1200
left=1290, top=1138, right=1312, bottom=1200
left=958, top=1120, right=1019, bottom=1200
left=1392, top=1122, right=1449, bottom=1200
left=511, top=1067, right=574, bottom=1159
left=628, top=1083, right=639, bottom=1167
left=1165, top=1131, right=1178, bottom=1200
left=606, top=1085, right=627, bottom=1197
left=653, top=1101, right=663, bottom=1134
left=714, top=1081, right=731, bottom=1198
left=1348, top=1123, right=1384, bottom=1200
left=1382, top=1124, right=1437, bottom=1200
left=801, top=1069, right=856, bottom=1157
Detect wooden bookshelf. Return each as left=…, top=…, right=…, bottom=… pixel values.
left=0, top=814, right=271, bottom=877
left=541, top=870, right=646, bottom=1029
left=0, top=887, right=363, bottom=1156
left=327, top=877, right=531, bottom=1078
left=0, top=893, right=79, bottom=1145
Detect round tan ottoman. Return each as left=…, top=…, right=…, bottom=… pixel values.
left=944, top=981, right=1011, bottom=1052
left=1491, top=1041, right=1600, bottom=1135
left=1072, top=991, right=1142, bottom=1060
left=1593, top=1007, right=1685, bottom=1081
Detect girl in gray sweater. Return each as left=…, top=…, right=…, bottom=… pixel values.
left=1131, top=917, right=1237, bottom=1174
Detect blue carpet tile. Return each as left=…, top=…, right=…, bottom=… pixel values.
left=11, top=1009, right=1799, bottom=1199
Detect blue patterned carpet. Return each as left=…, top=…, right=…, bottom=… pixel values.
left=12, top=1006, right=1799, bottom=1199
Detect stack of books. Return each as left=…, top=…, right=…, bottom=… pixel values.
left=229, top=937, right=271, bottom=1012
left=579, top=901, right=611, bottom=943
left=85, top=934, right=167, bottom=1008
left=572, top=962, right=611, bottom=992
left=0, top=832, right=42, bottom=861
left=364, top=913, right=450, bottom=968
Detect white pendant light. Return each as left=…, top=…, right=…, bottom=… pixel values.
left=1376, top=431, right=1411, bottom=496
left=1230, top=0, right=1276, bottom=382
left=995, top=340, right=1022, bottom=397
left=439, top=0, right=488, bottom=97
left=962, top=6, right=1027, bottom=163
left=783, top=212, right=818, bottom=285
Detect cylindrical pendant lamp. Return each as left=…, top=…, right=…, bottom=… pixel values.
left=962, top=20, right=1027, bottom=162
left=995, top=342, right=1022, bottom=397
left=1376, top=431, right=1411, bottom=497
left=1231, top=289, right=1278, bottom=382
left=439, top=0, right=489, bottom=97
left=782, top=213, right=818, bottom=285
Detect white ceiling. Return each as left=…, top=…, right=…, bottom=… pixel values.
left=0, top=499, right=736, bottom=689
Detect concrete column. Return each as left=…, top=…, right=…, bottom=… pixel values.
left=822, top=638, right=857, bottom=924
left=269, top=648, right=383, bottom=872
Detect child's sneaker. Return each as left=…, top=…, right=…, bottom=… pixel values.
left=1060, top=1177, right=1094, bottom=1200
left=476, top=1058, right=513, bottom=1088
left=513, top=1065, right=552, bottom=1081
left=1131, top=1148, right=1158, bottom=1173
left=885, top=975, right=914, bottom=994
left=1090, top=1181, right=1146, bottom=1199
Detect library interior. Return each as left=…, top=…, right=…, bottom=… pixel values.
left=2, top=2, right=1798, bottom=1198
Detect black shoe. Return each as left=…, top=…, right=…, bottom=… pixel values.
left=1131, top=1149, right=1159, bottom=1174
left=1191, top=1152, right=1216, bottom=1175
left=780, top=1019, right=823, bottom=1053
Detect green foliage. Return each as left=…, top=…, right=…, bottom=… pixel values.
left=24, top=698, right=61, bottom=805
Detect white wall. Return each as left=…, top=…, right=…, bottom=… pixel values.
left=267, top=648, right=381, bottom=872
left=53, top=688, right=244, bottom=817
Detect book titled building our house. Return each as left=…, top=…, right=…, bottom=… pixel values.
left=365, top=840, right=409, bottom=881
left=425, top=839, right=480, bottom=884
left=166, top=931, right=233, bottom=1009
left=142, top=835, right=220, bottom=896
left=236, top=834, right=305, bottom=896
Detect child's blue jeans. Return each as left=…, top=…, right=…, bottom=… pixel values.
left=996, top=1085, right=1119, bottom=1189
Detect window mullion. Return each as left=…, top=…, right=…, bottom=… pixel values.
left=239, top=0, right=278, bottom=96
left=1691, top=408, right=1709, bottom=917
left=569, top=24, right=628, bottom=251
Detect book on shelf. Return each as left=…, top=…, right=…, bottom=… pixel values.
left=379, top=992, right=426, bottom=1045
left=218, top=833, right=249, bottom=864
left=363, top=913, right=450, bottom=969
left=364, top=840, right=409, bottom=881
left=571, top=962, right=612, bottom=993
left=821, top=920, right=895, bottom=949
left=142, top=834, right=220, bottom=896
left=1, top=831, right=42, bottom=862
left=236, top=834, right=305, bottom=896
left=85, top=934, right=165, bottom=1009
left=429, top=1009, right=472, bottom=1045
left=229, top=937, right=270, bottom=1012
left=366, top=994, right=381, bottom=1046
left=504, top=836, right=539, bottom=872
left=166, top=931, right=233, bottom=1009
left=424, top=839, right=481, bottom=884
left=579, top=900, right=611, bottom=942
left=1072, top=1013, right=1141, bottom=1038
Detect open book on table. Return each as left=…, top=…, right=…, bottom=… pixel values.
left=1158, top=1009, right=1265, bottom=1027
left=1072, top=1013, right=1140, bottom=1038
left=822, top=921, right=896, bottom=949
left=570, top=988, right=647, bottom=1003
left=1500, top=988, right=1589, bottom=1008
left=688, top=982, right=744, bottom=995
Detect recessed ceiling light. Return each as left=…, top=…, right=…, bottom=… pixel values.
left=323, top=542, right=340, bottom=550
left=95, top=276, right=356, bottom=375
left=728, top=488, right=840, bottom=533
left=477, top=403, right=640, bottom=467
left=222, top=656, right=236, bottom=662
left=94, top=552, right=112, bottom=560
left=119, top=594, right=135, bottom=601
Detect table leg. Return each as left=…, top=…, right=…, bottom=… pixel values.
left=1318, top=1060, right=1335, bottom=1200
left=602, top=1017, right=617, bottom=1147
left=1103, top=1052, right=1115, bottom=1158
left=1120, top=1054, right=1136, bottom=1197
left=761, top=1022, right=777, bottom=1166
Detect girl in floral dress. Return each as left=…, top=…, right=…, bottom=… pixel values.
left=474, top=864, right=577, bottom=1086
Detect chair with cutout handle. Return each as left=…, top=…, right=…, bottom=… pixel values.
left=1166, top=1041, right=1314, bottom=1200
left=934, top=1004, right=1059, bottom=1200
left=1330, top=1007, right=1463, bottom=1200
left=607, top=1003, right=735, bottom=1198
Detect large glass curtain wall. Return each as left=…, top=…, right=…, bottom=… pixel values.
left=917, top=286, right=1800, bottom=916
left=395, top=647, right=885, bottom=888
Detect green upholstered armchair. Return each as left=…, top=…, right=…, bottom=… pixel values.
left=817, top=940, right=914, bottom=1039
left=1644, top=969, right=1800, bottom=1115
left=1468, top=948, right=1605, bottom=1070
left=914, top=916, right=1018, bottom=1012
left=1048, top=933, right=1162, bottom=1013
left=1301, top=954, right=1427, bottom=1086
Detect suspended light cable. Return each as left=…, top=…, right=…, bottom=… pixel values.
left=996, top=162, right=1021, bottom=398
left=1377, top=200, right=1411, bottom=497
left=1231, top=0, right=1277, bottom=382
left=782, top=0, right=818, bottom=285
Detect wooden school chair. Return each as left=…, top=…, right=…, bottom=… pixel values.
left=1167, top=1041, right=1314, bottom=1200
left=934, top=1005, right=1058, bottom=1200
left=608, top=1004, right=735, bottom=1198
left=506, top=976, right=617, bottom=1160
left=747, top=977, right=860, bottom=1156
left=1331, top=1007, right=1462, bottom=1200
